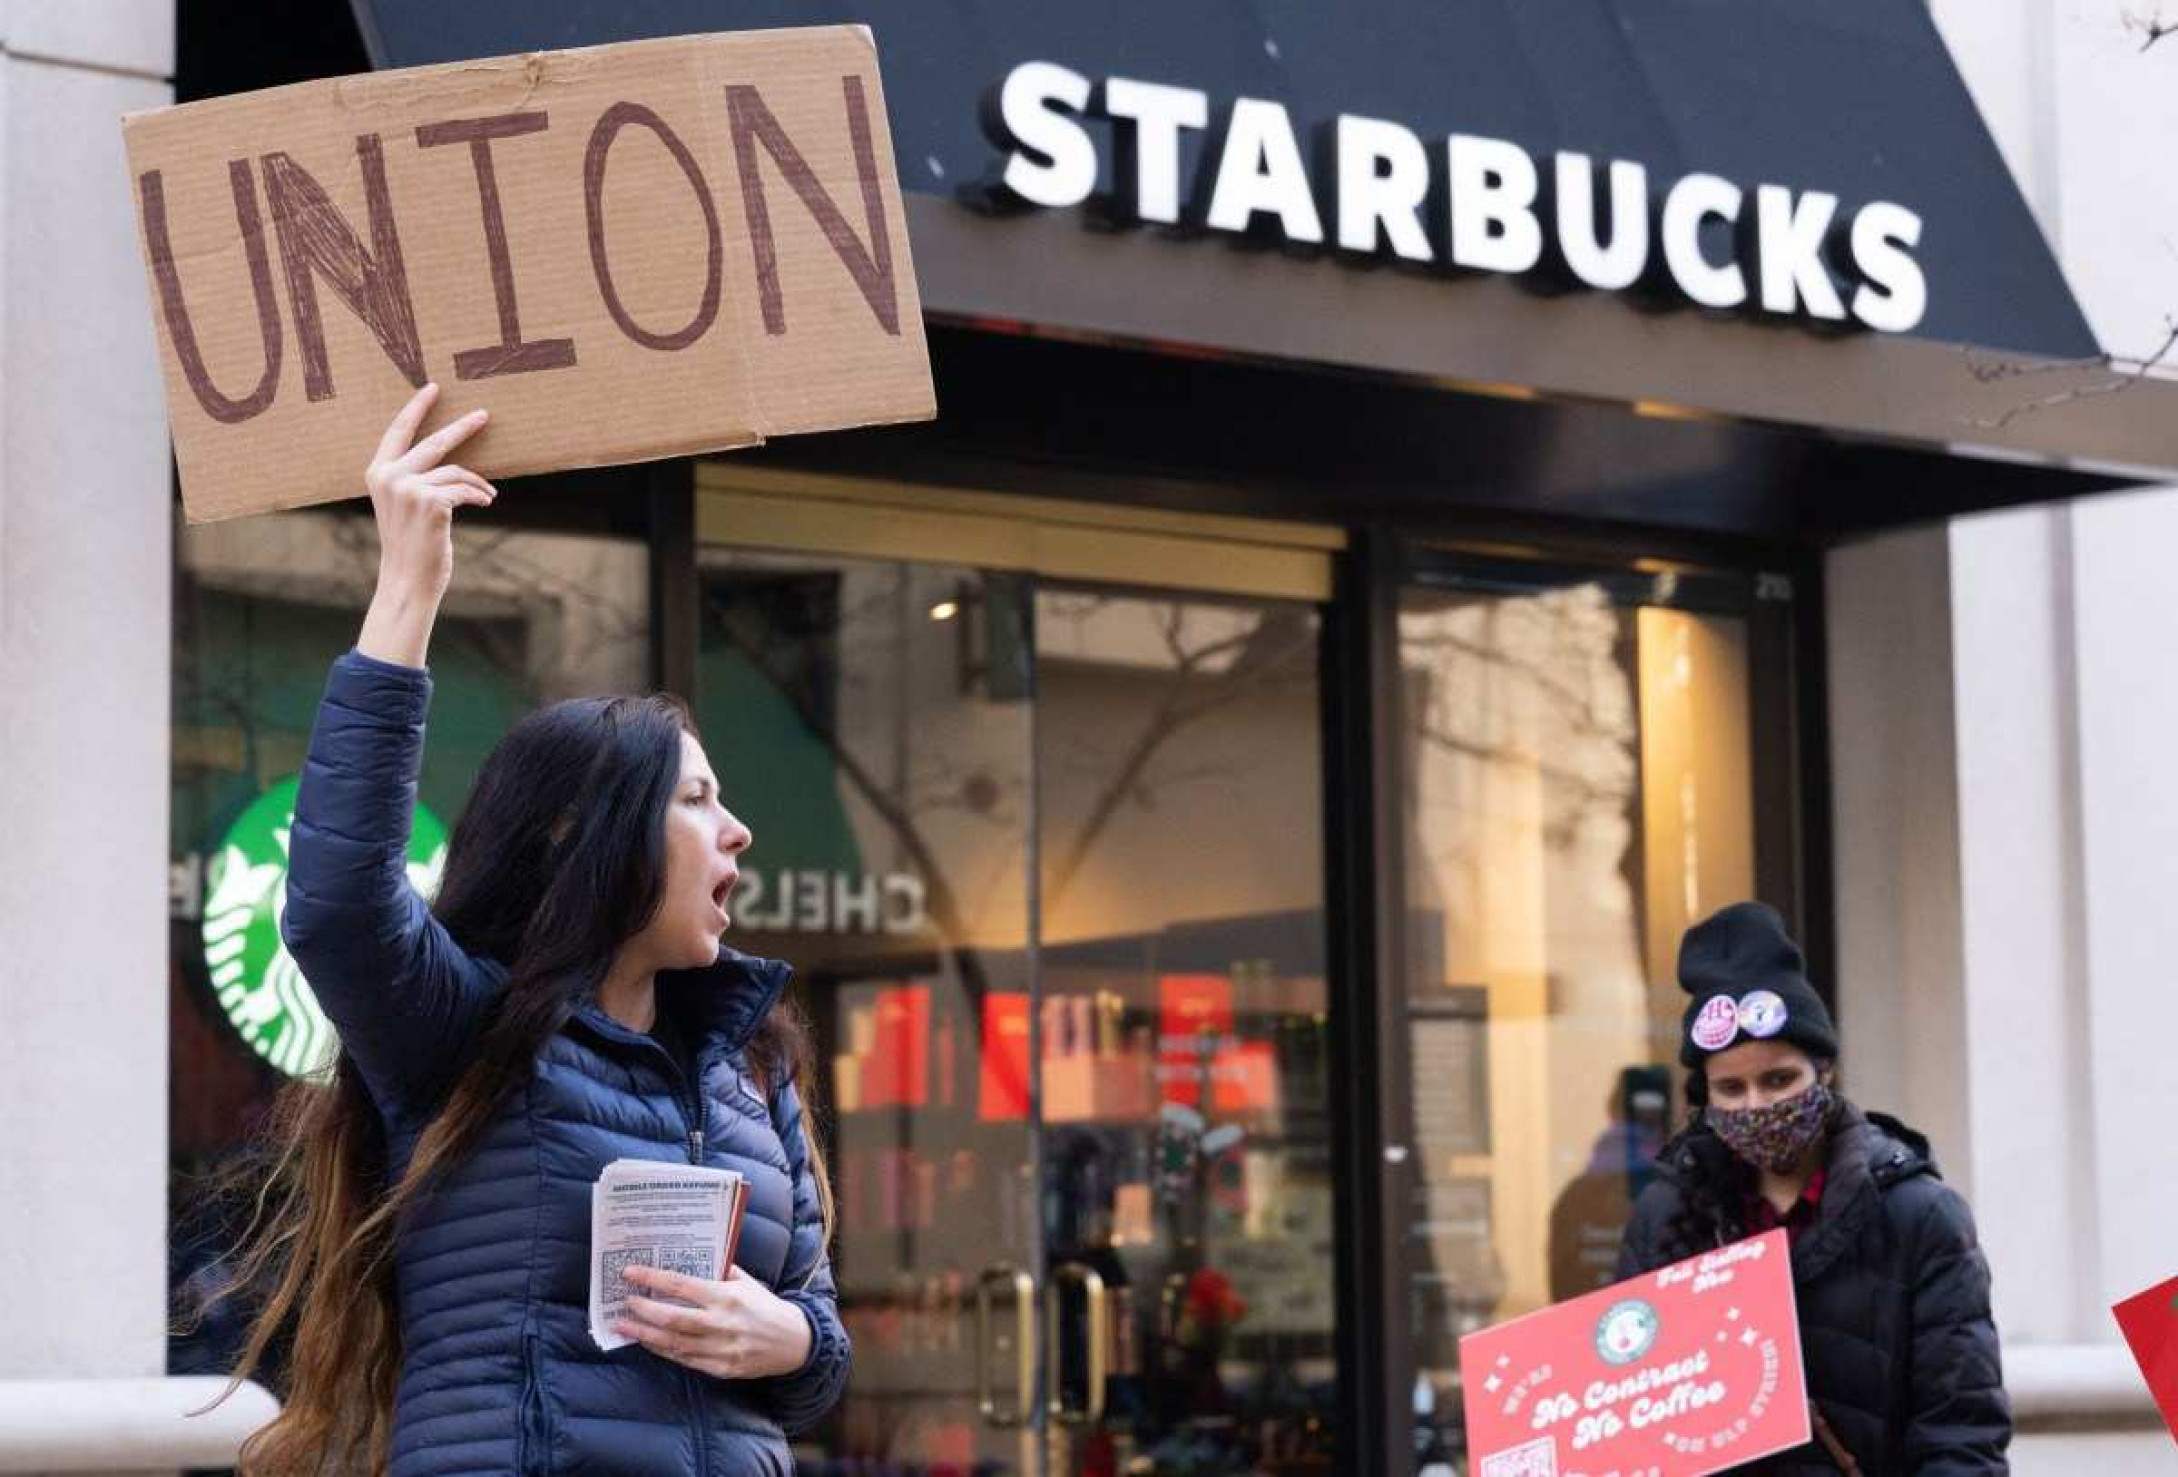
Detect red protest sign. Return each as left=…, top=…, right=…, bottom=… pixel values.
left=2111, top=1273, right=2178, bottom=1443
left=1460, top=1228, right=1810, bottom=1476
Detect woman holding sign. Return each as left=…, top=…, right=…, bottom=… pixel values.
left=212, top=385, right=847, bottom=1474
left=1617, top=902, right=2009, bottom=1473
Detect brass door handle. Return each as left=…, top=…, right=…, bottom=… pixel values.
left=974, top=1264, right=1036, bottom=1428
left=1159, top=1269, right=1189, bottom=1341
left=1045, top=1261, right=1109, bottom=1426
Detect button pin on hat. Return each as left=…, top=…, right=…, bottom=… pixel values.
left=1691, top=995, right=1741, bottom=1052
left=1735, top=989, right=1789, bottom=1039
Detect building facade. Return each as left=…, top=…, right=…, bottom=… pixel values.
left=1, top=0, right=2173, bottom=1472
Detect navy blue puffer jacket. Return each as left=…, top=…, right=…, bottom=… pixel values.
left=281, top=650, right=849, bottom=1475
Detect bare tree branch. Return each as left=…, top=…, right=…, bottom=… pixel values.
left=2123, top=7, right=2178, bottom=50
left=1961, top=317, right=2178, bottom=431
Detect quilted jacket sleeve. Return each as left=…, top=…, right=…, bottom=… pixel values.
left=1615, top=1179, right=1676, bottom=1281
left=281, top=649, right=500, bottom=1120
left=750, top=1075, right=851, bottom=1434
left=1901, top=1183, right=2012, bottom=1473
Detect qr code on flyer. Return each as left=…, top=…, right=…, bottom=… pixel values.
left=600, top=1247, right=656, bottom=1306
left=1480, top=1436, right=1558, bottom=1477
left=658, top=1246, right=715, bottom=1280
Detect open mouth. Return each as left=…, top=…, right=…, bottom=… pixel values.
left=711, top=874, right=736, bottom=914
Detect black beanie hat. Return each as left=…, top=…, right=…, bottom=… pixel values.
left=1677, top=901, right=1839, bottom=1067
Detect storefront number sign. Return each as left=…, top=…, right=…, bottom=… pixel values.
left=200, top=776, right=448, bottom=1078
left=1459, top=1228, right=1810, bottom=1475
left=990, top=62, right=1926, bottom=335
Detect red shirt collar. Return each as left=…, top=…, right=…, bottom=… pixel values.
left=1745, top=1167, right=1826, bottom=1240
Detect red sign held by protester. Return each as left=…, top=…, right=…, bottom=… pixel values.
left=1460, top=1229, right=1810, bottom=1476
left=2112, top=1272, right=2178, bottom=1445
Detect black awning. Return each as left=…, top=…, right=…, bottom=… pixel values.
left=348, top=0, right=2094, bottom=361
left=329, top=0, right=2178, bottom=492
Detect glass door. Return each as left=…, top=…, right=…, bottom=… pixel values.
left=695, top=549, right=1042, bottom=1474
left=694, top=499, right=1343, bottom=1476
left=1034, top=587, right=1335, bottom=1477
left=1390, top=555, right=1781, bottom=1473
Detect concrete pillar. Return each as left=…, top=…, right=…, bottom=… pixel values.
left=1828, top=497, right=2175, bottom=1472
left=1945, top=505, right=2099, bottom=1347
left=0, top=0, right=175, bottom=1392
left=1824, top=522, right=1971, bottom=1178
left=2067, top=488, right=2178, bottom=1305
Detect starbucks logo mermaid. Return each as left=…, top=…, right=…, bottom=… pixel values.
left=201, top=776, right=447, bottom=1077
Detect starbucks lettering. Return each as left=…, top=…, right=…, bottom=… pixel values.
left=123, top=28, right=936, bottom=522
left=988, top=60, right=1927, bottom=333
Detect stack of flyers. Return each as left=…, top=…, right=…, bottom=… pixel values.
left=589, top=1158, right=750, bottom=1351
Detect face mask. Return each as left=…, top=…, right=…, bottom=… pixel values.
left=1707, top=1080, right=1834, bottom=1174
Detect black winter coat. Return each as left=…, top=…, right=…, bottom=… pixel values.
left=1617, top=1104, right=2009, bottom=1474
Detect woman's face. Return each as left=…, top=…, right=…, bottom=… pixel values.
left=640, top=731, right=754, bottom=971
left=1703, top=1039, right=1822, bottom=1111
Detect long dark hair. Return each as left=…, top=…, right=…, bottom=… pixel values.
left=210, top=694, right=830, bottom=1473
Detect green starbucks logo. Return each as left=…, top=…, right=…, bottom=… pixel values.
left=201, top=776, right=448, bottom=1077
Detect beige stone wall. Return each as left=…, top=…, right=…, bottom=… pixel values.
left=0, top=0, right=175, bottom=1391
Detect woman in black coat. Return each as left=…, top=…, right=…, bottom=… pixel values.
left=1617, top=903, right=2010, bottom=1474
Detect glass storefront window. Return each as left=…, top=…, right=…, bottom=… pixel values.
left=694, top=542, right=1337, bottom=1476
left=695, top=546, right=1038, bottom=1470
left=1396, top=568, right=1759, bottom=1469
left=168, top=507, right=649, bottom=1374
left=161, top=491, right=1784, bottom=1474
left=1035, top=588, right=1333, bottom=1476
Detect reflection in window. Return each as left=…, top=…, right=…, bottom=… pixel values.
left=1398, top=580, right=1754, bottom=1469
left=688, top=561, right=1340, bottom=1474
left=1036, top=589, right=1334, bottom=1477
left=695, top=550, right=1036, bottom=1466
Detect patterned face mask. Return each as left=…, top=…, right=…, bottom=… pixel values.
left=1707, top=1080, right=1834, bottom=1174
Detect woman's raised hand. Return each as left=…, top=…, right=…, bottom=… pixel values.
left=356, top=383, right=495, bottom=669
left=367, top=383, right=495, bottom=599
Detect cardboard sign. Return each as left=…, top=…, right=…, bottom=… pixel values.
left=2112, top=1273, right=2178, bottom=1444
left=1460, top=1229, right=1811, bottom=1476
left=122, top=27, right=934, bottom=522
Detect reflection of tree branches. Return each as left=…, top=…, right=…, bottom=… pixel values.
left=1041, top=605, right=1316, bottom=912
left=701, top=589, right=997, bottom=1007
left=1412, top=724, right=1635, bottom=850
left=324, top=516, right=650, bottom=695
left=1402, top=629, right=1634, bottom=747
left=327, top=518, right=541, bottom=695
left=1402, top=594, right=1638, bottom=850
left=459, top=536, right=647, bottom=691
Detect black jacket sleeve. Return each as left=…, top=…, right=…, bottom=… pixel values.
left=1901, top=1184, right=2011, bottom=1473
left=1615, top=1179, right=1678, bottom=1281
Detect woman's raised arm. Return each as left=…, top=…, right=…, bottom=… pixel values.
left=282, top=386, right=501, bottom=1120
left=356, top=382, right=495, bottom=667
